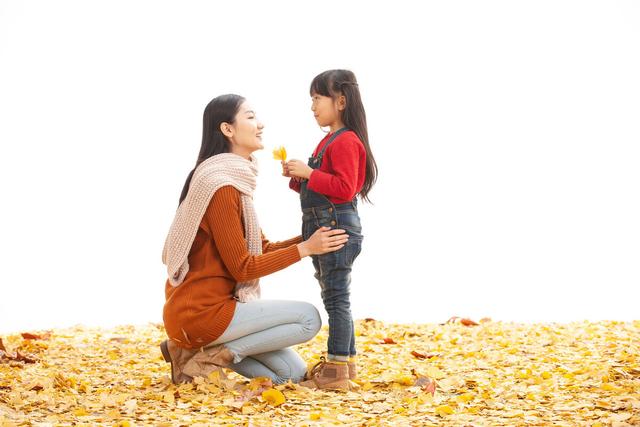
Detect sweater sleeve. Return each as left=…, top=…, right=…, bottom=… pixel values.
left=307, top=136, right=362, bottom=200
left=261, top=231, right=303, bottom=253
left=206, top=186, right=301, bottom=282
left=289, top=178, right=301, bottom=193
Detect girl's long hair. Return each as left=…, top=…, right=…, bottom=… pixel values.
left=178, top=94, right=245, bottom=205
left=310, top=69, right=377, bottom=203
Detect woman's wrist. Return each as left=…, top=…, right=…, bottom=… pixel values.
left=297, top=242, right=310, bottom=258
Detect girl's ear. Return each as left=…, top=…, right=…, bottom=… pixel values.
left=220, top=122, right=234, bottom=139
left=337, top=95, right=346, bottom=111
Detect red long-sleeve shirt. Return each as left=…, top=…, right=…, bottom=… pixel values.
left=289, top=129, right=366, bottom=204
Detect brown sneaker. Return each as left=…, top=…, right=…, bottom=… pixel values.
left=182, top=344, right=235, bottom=379
left=300, top=357, right=354, bottom=390
left=160, top=339, right=198, bottom=384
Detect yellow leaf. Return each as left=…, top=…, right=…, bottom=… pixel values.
left=361, top=381, right=374, bottom=391
left=541, top=371, right=552, bottom=380
left=435, top=405, right=454, bottom=417
left=242, top=405, right=256, bottom=415
left=456, top=392, right=474, bottom=403
left=393, top=375, right=414, bottom=386
left=262, top=388, right=286, bottom=406
left=600, top=383, right=621, bottom=392
left=106, top=408, right=120, bottom=419
left=309, top=412, right=323, bottom=420
left=426, top=366, right=445, bottom=379
left=272, top=146, right=287, bottom=161
left=162, top=391, right=175, bottom=404
left=73, top=407, right=88, bottom=416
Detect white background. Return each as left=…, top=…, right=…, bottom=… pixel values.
left=1, top=1, right=639, bottom=334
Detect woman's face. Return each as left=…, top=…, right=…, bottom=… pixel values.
left=224, top=101, right=264, bottom=157
left=311, top=92, right=344, bottom=127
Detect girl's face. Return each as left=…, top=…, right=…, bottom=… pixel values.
left=222, top=101, right=264, bottom=158
left=311, top=92, right=345, bottom=128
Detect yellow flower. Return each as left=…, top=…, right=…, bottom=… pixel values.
left=272, top=146, right=287, bottom=161
left=262, top=388, right=286, bottom=406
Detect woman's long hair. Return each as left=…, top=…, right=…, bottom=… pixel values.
left=310, top=69, right=378, bottom=203
left=178, top=94, right=245, bottom=205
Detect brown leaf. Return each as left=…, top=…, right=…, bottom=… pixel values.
left=364, top=318, right=376, bottom=322
left=445, top=316, right=479, bottom=326
left=30, top=384, right=44, bottom=391
left=21, top=331, right=51, bottom=340
left=382, top=338, right=397, bottom=344
left=21, top=333, right=42, bottom=340
left=0, top=338, right=6, bottom=352
left=14, top=351, right=37, bottom=364
left=411, top=369, right=437, bottom=395
left=411, top=351, right=439, bottom=360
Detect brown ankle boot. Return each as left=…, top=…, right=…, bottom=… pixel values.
left=160, top=340, right=198, bottom=384
left=348, top=358, right=357, bottom=380
left=182, top=344, right=235, bottom=378
left=300, top=357, right=353, bottom=390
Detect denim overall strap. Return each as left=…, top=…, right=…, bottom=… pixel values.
left=310, top=127, right=348, bottom=168
left=300, top=127, right=349, bottom=207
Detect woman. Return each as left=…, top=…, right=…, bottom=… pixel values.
left=161, top=94, right=349, bottom=385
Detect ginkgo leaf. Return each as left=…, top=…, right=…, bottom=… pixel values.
left=435, top=405, right=454, bottom=416
left=272, top=146, right=287, bottom=161
left=262, top=388, right=285, bottom=406
left=0, top=319, right=637, bottom=425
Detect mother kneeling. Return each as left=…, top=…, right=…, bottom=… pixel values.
left=161, top=94, right=348, bottom=384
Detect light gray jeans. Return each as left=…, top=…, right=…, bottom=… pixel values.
left=209, top=299, right=321, bottom=384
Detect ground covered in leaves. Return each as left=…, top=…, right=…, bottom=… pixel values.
left=1, top=318, right=639, bottom=426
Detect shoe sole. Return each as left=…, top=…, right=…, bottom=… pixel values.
left=301, top=379, right=353, bottom=390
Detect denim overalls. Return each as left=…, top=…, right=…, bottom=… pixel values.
left=300, top=128, right=363, bottom=358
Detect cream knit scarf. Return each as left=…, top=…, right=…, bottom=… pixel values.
left=162, top=153, right=261, bottom=302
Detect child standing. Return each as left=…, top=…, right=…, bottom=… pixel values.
left=284, top=69, right=377, bottom=390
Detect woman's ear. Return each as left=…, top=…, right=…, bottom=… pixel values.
left=220, top=122, right=234, bottom=139
left=337, top=95, right=346, bottom=111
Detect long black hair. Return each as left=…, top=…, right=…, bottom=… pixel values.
left=178, top=94, right=245, bottom=205
left=310, top=69, right=378, bottom=203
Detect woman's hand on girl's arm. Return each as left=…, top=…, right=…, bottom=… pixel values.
left=297, top=227, right=348, bottom=258
left=286, top=159, right=313, bottom=180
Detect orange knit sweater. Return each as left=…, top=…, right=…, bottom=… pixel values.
left=163, top=185, right=302, bottom=349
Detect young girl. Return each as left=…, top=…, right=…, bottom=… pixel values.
left=284, top=69, right=377, bottom=390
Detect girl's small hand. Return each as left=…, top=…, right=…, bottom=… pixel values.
left=282, top=161, right=303, bottom=181
left=287, top=159, right=313, bottom=180
left=297, top=227, right=348, bottom=257
left=281, top=160, right=291, bottom=177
